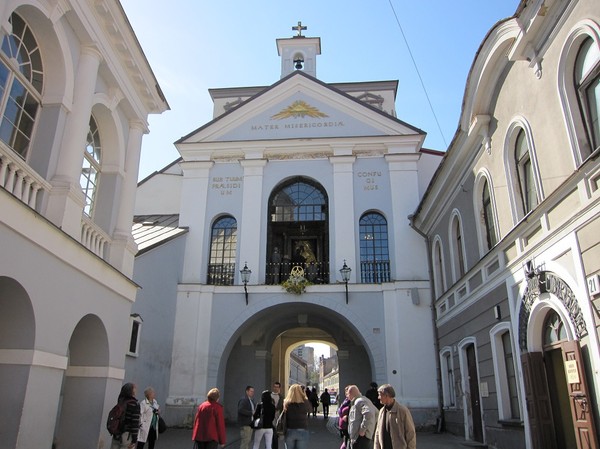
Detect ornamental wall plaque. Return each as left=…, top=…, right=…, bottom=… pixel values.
left=518, top=271, right=588, bottom=351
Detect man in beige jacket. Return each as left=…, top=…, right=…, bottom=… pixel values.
left=373, top=384, right=416, bottom=449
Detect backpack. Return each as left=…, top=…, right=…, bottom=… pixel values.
left=106, top=400, right=126, bottom=436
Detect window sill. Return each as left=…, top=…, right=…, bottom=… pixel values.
left=498, top=419, right=523, bottom=428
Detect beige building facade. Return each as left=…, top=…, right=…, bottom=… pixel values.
left=412, top=1, right=600, bottom=448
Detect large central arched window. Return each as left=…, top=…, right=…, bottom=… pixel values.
left=267, top=177, right=328, bottom=284
left=359, top=212, right=390, bottom=283
left=207, top=216, right=237, bottom=285
left=0, top=13, right=43, bottom=159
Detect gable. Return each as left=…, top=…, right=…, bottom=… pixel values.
left=178, top=73, right=422, bottom=144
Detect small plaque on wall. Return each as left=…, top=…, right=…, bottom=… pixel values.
left=479, top=382, right=489, bottom=397
left=564, top=360, right=580, bottom=384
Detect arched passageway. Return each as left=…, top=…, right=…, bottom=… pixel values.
left=222, top=302, right=374, bottom=421
left=0, top=277, right=35, bottom=449
left=54, top=314, right=110, bottom=449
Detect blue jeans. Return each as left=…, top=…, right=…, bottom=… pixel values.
left=285, top=428, right=309, bottom=449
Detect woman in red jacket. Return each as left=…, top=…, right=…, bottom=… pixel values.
left=192, top=388, right=227, bottom=449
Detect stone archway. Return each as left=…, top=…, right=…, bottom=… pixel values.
left=54, top=314, right=109, bottom=449
left=271, top=328, right=336, bottom=390
left=0, top=277, right=35, bottom=449
left=221, top=302, right=376, bottom=422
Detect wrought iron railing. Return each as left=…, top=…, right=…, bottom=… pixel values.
left=207, top=263, right=236, bottom=285
left=265, top=261, right=329, bottom=285
left=360, top=260, right=391, bottom=283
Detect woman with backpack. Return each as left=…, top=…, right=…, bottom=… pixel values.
left=252, top=390, right=276, bottom=449
left=110, top=382, right=141, bottom=449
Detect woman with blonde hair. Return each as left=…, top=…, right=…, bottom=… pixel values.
left=137, top=387, right=160, bottom=449
left=192, top=388, right=226, bottom=449
left=282, top=385, right=311, bottom=449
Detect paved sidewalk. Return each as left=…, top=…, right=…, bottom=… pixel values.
left=157, top=416, right=472, bottom=449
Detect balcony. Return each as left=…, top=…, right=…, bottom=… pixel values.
left=360, top=260, right=391, bottom=283
left=265, top=261, right=329, bottom=285
left=1, top=144, right=110, bottom=260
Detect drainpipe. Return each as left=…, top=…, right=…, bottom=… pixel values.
left=408, top=215, right=444, bottom=432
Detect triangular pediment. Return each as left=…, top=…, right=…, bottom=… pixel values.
left=177, top=72, right=423, bottom=145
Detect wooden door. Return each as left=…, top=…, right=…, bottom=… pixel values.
left=521, top=352, right=557, bottom=449
left=561, top=340, right=599, bottom=449
left=466, top=344, right=483, bottom=442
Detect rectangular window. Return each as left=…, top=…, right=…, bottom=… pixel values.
left=441, top=351, right=456, bottom=407
left=502, top=332, right=520, bottom=419
left=128, top=316, right=142, bottom=356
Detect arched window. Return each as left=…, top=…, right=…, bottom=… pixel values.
left=267, top=177, right=328, bottom=284
left=80, top=116, right=101, bottom=217
left=432, top=237, right=446, bottom=297
left=450, top=214, right=466, bottom=280
left=481, top=178, right=497, bottom=250
left=515, top=129, right=538, bottom=215
left=359, top=212, right=390, bottom=283
left=207, top=216, right=237, bottom=285
left=575, top=37, right=600, bottom=157
left=0, top=13, right=43, bottom=159
left=543, top=310, right=568, bottom=346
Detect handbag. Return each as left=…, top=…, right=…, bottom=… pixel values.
left=251, top=403, right=264, bottom=429
left=275, top=411, right=287, bottom=436
left=158, top=416, right=167, bottom=434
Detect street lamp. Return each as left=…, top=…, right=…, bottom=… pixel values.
left=240, top=262, right=252, bottom=305
left=340, top=260, right=351, bottom=304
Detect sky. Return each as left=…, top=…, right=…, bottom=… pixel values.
left=121, top=1, right=520, bottom=180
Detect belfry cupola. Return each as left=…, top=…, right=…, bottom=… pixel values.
left=276, top=21, right=321, bottom=79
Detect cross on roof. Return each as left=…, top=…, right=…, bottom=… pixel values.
left=292, top=21, right=307, bottom=37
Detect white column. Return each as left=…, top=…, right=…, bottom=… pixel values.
left=47, top=46, right=102, bottom=239
left=109, top=121, right=147, bottom=276
left=180, top=161, right=214, bottom=283
left=330, top=155, right=356, bottom=282
left=386, top=153, right=428, bottom=280
left=238, top=159, right=267, bottom=283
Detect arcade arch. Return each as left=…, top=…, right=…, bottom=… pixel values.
left=0, top=277, right=35, bottom=448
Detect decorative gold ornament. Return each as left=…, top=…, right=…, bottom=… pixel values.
left=271, top=100, right=328, bottom=120
left=282, top=265, right=312, bottom=295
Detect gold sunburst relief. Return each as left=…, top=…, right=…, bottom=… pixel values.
left=271, top=100, right=329, bottom=120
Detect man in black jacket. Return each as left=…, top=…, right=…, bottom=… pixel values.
left=237, top=386, right=255, bottom=449
left=320, top=388, right=331, bottom=419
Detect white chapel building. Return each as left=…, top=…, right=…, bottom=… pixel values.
left=129, top=26, right=443, bottom=426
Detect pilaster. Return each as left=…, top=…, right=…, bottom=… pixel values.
left=180, top=161, right=214, bottom=283
left=386, top=153, right=428, bottom=280
left=109, top=121, right=146, bottom=276
left=46, top=45, right=102, bottom=239
left=239, top=158, right=267, bottom=283
left=330, top=155, right=356, bottom=282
